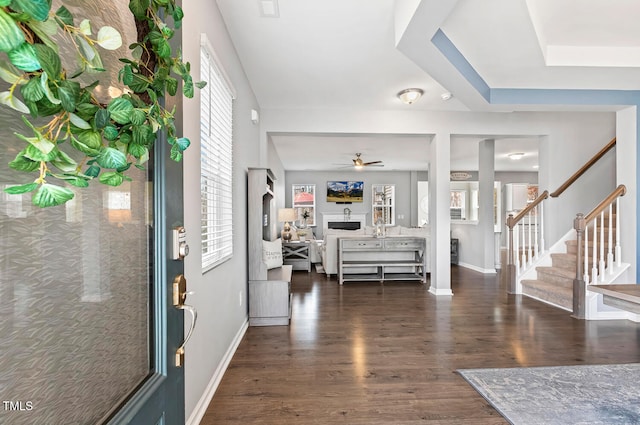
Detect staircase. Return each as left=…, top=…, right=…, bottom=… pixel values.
left=520, top=218, right=614, bottom=312
left=506, top=137, right=633, bottom=319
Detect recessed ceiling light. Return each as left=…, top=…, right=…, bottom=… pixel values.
left=508, top=152, right=525, bottom=160
left=440, top=92, right=452, bottom=101
left=533, top=165, right=539, bottom=169
left=259, top=0, right=279, bottom=17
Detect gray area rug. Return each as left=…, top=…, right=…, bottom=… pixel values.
left=458, top=364, right=640, bottom=425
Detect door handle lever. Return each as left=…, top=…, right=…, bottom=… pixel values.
left=173, top=274, right=198, bottom=367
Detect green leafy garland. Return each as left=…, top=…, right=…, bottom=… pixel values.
left=0, top=0, right=204, bottom=207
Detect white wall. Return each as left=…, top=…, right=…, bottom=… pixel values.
left=181, top=2, right=261, bottom=422
left=284, top=170, right=417, bottom=238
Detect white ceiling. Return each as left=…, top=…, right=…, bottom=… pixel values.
left=216, top=0, right=638, bottom=171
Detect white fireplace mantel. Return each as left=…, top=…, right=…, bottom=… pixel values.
left=322, top=212, right=368, bottom=230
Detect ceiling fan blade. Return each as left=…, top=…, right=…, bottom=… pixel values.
left=363, top=160, right=383, bottom=166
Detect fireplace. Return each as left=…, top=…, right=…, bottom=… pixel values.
left=322, top=213, right=367, bottom=230
left=328, top=221, right=361, bottom=230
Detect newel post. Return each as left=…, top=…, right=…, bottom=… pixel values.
left=506, top=214, right=516, bottom=294
left=572, top=213, right=586, bottom=319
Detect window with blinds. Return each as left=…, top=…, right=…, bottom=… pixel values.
left=200, top=39, right=234, bottom=271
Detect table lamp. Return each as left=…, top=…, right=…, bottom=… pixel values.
left=278, top=208, right=296, bottom=241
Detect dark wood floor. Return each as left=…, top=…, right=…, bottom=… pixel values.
left=200, top=266, right=640, bottom=424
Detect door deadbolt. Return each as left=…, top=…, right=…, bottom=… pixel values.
left=172, top=226, right=189, bottom=260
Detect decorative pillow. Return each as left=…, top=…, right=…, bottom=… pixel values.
left=262, top=238, right=283, bottom=269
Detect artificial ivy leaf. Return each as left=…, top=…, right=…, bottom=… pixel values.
left=27, top=18, right=59, bottom=53
left=51, top=150, right=78, bottom=172
left=0, top=0, right=10, bottom=6
left=129, top=0, right=150, bottom=19
left=34, top=44, right=61, bottom=79
left=34, top=95, right=62, bottom=116
left=85, top=164, right=100, bottom=177
left=102, top=125, right=119, bottom=141
left=127, top=73, right=150, bottom=93
left=99, top=171, right=124, bottom=186
left=0, top=60, right=23, bottom=84
left=32, top=183, right=74, bottom=207
left=132, top=124, right=153, bottom=146
left=22, top=143, right=57, bottom=162
left=58, top=80, right=80, bottom=112
left=4, top=182, right=38, bottom=195
left=166, top=76, right=178, bottom=96
left=11, top=0, right=51, bottom=21
left=173, top=6, right=184, bottom=28
left=9, top=43, right=42, bottom=72
left=70, top=136, right=100, bottom=156
left=107, top=97, right=133, bottom=124
left=95, top=108, right=110, bottom=129
left=75, top=102, right=99, bottom=118
left=0, top=91, right=29, bottom=113
left=175, top=137, right=190, bottom=152
left=131, top=109, right=146, bottom=126
left=76, top=130, right=102, bottom=150
left=51, top=174, right=89, bottom=188
left=9, top=153, right=39, bottom=172
left=69, top=112, right=91, bottom=130
left=182, top=75, right=194, bottom=98
left=0, top=9, right=26, bottom=52
left=97, top=147, right=127, bottom=169
left=40, top=72, right=61, bottom=105
left=75, top=35, right=96, bottom=62
left=20, top=77, right=45, bottom=102
left=128, top=143, right=147, bottom=159
left=155, top=39, right=171, bottom=58
left=55, top=6, right=74, bottom=27
left=170, top=144, right=182, bottom=162
left=121, top=64, right=133, bottom=85
left=195, top=81, right=207, bottom=89
left=79, top=19, right=91, bottom=35
left=96, top=26, right=122, bottom=50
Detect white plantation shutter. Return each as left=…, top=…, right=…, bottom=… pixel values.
left=200, top=37, right=234, bottom=271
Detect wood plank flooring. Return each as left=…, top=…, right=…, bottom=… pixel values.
left=200, top=266, right=640, bottom=424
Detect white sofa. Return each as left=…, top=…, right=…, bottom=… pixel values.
left=321, top=226, right=431, bottom=276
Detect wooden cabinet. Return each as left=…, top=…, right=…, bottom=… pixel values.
left=247, top=168, right=292, bottom=326
left=337, top=237, right=426, bottom=285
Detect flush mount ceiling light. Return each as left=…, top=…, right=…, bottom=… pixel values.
left=508, top=152, right=525, bottom=160
left=397, top=88, right=424, bottom=105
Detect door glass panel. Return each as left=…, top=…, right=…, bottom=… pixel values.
left=0, top=2, right=151, bottom=424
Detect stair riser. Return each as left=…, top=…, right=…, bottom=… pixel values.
left=535, top=269, right=573, bottom=288
left=521, top=284, right=573, bottom=310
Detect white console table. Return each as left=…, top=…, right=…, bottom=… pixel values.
left=337, top=237, right=427, bottom=285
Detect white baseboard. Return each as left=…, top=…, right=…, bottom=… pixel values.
left=457, top=262, right=497, bottom=274
left=186, top=319, right=249, bottom=425
left=429, top=287, right=453, bottom=296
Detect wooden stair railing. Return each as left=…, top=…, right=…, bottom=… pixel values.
left=572, top=184, right=626, bottom=319
left=550, top=137, right=616, bottom=198
left=506, top=190, right=549, bottom=293
left=505, top=136, right=617, bottom=296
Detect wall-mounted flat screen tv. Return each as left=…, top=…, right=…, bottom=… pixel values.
left=327, top=181, right=364, bottom=203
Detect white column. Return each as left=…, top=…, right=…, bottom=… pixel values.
left=429, top=133, right=453, bottom=296
left=479, top=139, right=496, bottom=272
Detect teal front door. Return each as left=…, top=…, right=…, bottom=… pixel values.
left=0, top=1, right=186, bottom=424
left=106, top=138, right=186, bottom=425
